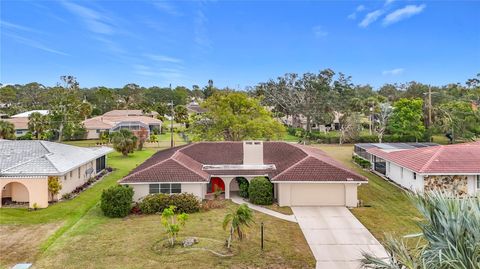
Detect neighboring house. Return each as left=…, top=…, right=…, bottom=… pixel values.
left=83, top=110, right=162, bottom=139
left=119, top=141, right=367, bottom=207
left=0, top=140, right=113, bottom=208
left=4, top=110, right=50, bottom=137
left=362, top=142, right=480, bottom=196
left=354, top=142, right=438, bottom=163
left=186, top=102, right=207, bottom=115
left=280, top=112, right=342, bottom=132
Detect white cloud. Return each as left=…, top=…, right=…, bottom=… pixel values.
left=382, top=68, right=405, bottom=76
left=133, top=64, right=182, bottom=78
left=194, top=9, right=211, bottom=48
left=383, top=4, right=426, bottom=26
left=359, top=10, right=384, bottom=27
left=144, top=53, right=182, bottom=63
left=385, top=0, right=396, bottom=6
left=312, top=26, right=328, bottom=38
left=61, top=2, right=115, bottom=35
left=0, top=21, right=43, bottom=34
left=153, top=1, right=182, bottom=16
left=5, top=33, right=68, bottom=56
left=348, top=5, right=366, bottom=20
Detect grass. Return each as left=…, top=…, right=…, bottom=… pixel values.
left=314, top=144, right=422, bottom=241
left=262, top=204, right=293, bottom=215
left=63, top=132, right=187, bottom=149
left=34, top=201, right=314, bottom=269
left=0, top=149, right=157, bottom=268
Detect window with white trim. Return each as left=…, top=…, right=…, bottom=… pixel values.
left=149, top=183, right=181, bottom=194
left=401, top=168, right=404, bottom=179
left=413, top=172, right=416, bottom=180
left=477, top=175, right=480, bottom=190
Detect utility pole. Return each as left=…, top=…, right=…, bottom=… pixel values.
left=170, top=84, right=174, bottom=148
left=428, top=87, right=432, bottom=127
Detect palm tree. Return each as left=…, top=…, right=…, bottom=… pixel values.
left=28, top=112, right=49, bottom=139
left=361, top=192, right=480, bottom=269
left=0, top=120, right=15, bottom=139
left=222, top=204, right=255, bottom=249
left=110, top=129, right=138, bottom=156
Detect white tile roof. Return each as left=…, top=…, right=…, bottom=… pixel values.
left=0, top=140, right=113, bottom=176
left=11, top=110, right=49, bottom=118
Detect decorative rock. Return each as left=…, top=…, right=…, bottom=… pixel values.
left=182, top=237, right=199, bottom=247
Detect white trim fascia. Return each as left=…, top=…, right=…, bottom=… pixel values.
left=418, top=173, right=480, bottom=176
left=120, top=182, right=208, bottom=185
left=208, top=174, right=269, bottom=178
left=271, top=181, right=366, bottom=184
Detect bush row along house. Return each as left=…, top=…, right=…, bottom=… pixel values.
left=0, top=140, right=113, bottom=208
left=119, top=141, right=367, bottom=207
left=354, top=142, right=480, bottom=196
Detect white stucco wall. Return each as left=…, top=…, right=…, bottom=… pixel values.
left=128, top=183, right=206, bottom=201
left=466, top=175, right=479, bottom=195
left=60, top=160, right=97, bottom=196
left=86, top=129, right=101, bottom=140
left=386, top=162, right=424, bottom=192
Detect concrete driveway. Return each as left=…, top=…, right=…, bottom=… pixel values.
left=292, top=207, right=388, bottom=269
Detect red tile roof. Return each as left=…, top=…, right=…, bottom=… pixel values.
left=119, top=142, right=367, bottom=184
left=367, top=141, right=480, bottom=174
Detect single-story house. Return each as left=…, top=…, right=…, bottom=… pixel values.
left=0, top=140, right=113, bottom=208
left=83, top=110, right=162, bottom=139
left=354, top=142, right=438, bottom=163
left=119, top=141, right=367, bottom=207
left=4, top=110, right=49, bottom=137
left=186, top=102, right=207, bottom=114
left=364, top=141, right=480, bottom=196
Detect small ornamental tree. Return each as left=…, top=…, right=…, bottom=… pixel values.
left=248, top=177, right=273, bottom=205
left=161, top=205, right=188, bottom=247
left=48, top=176, right=62, bottom=201
left=223, top=204, right=254, bottom=249
left=100, top=185, right=134, bottom=218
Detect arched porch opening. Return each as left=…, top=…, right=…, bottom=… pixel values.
left=1, top=182, right=30, bottom=207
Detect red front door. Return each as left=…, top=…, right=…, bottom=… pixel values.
left=210, top=177, right=225, bottom=193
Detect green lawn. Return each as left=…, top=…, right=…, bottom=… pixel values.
left=34, top=201, right=314, bottom=269
left=0, top=149, right=157, bottom=268
left=314, top=144, right=422, bottom=241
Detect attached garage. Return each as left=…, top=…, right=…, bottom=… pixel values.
left=276, top=183, right=359, bottom=207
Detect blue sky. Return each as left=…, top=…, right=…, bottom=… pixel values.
left=1, top=0, right=479, bottom=89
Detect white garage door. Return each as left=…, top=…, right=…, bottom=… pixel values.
left=290, top=184, right=345, bottom=206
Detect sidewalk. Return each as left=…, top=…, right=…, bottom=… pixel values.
left=230, top=194, right=297, bottom=223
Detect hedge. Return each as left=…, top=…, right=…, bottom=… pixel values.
left=352, top=155, right=371, bottom=169
left=248, top=177, right=273, bottom=205
left=100, top=185, right=134, bottom=218
left=139, top=193, right=200, bottom=214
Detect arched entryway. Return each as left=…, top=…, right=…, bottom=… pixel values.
left=1, top=182, right=29, bottom=207
left=208, top=177, right=225, bottom=193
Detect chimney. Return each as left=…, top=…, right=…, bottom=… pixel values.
left=243, top=141, right=263, bottom=165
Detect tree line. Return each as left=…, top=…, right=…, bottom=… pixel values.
left=1, top=71, right=479, bottom=142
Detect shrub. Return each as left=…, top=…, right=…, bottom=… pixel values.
left=61, top=193, right=72, bottom=200
left=200, top=199, right=226, bottom=211
left=139, top=193, right=200, bottom=214
left=239, top=182, right=249, bottom=198
left=248, top=177, right=273, bottom=205
left=352, top=155, right=371, bottom=169
left=100, top=185, right=134, bottom=218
